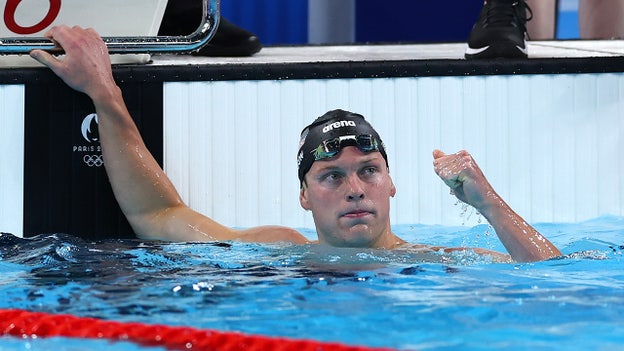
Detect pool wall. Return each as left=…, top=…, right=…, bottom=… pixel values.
left=0, top=85, right=24, bottom=236
left=163, top=74, right=624, bottom=230
left=1, top=47, right=623, bottom=239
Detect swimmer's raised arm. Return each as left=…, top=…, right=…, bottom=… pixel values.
left=30, top=26, right=306, bottom=244
left=432, top=149, right=561, bottom=262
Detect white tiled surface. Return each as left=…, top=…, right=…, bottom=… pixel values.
left=164, top=72, right=624, bottom=230
left=0, top=85, right=24, bottom=236
left=152, top=40, right=624, bottom=66
left=530, top=40, right=624, bottom=58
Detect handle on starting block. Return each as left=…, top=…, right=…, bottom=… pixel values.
left=0, top=0, right=220, bottom=54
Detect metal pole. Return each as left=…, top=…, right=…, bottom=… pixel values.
left=308, top=0, right=355, bottom=44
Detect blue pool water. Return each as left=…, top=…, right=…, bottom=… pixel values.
left=0, top=215, right=623, bottom=351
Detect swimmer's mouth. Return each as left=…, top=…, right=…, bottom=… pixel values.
left=341, top=209, right=374, bottom=218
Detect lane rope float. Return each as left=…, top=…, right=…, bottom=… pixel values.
left=0, top=308, right=396, bottom=351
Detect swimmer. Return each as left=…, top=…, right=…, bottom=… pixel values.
left=30, top=25, right=561, bottom=263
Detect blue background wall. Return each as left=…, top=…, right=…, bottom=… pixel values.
left=221, top=0, right=308, bottom=45
left=221, top=0, right=580, bottom=45
left=354, top=0, right=481, bottom=43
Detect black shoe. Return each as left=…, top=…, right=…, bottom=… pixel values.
left=465, top=0, right=532, bottom=59
left=193, top=17, right=262, bottom=57
left=158, top=1, right=262, bottom=57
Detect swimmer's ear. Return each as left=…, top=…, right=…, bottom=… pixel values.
left=390, top=178, right=397, bottom=198
left=299, top=184, right=311, bottom=211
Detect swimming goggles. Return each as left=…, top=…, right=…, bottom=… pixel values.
left=312, top=134, right=381, bottom=161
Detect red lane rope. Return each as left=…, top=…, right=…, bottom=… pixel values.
left=0, top=309, right=396, bottom=351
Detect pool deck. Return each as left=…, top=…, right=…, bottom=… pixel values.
left=153, top=40, right=624, bottom=65
left=1, top=40, right=624, bottom=83
left=146, top=40, right=624, bottom=80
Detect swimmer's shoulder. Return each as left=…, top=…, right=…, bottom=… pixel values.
left=236, top=226, right=310, bottom=244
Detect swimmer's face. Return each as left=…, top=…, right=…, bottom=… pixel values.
left=299, top=146, right=396, bottom=248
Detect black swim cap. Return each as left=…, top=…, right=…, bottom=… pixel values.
left=297, top=109, right=388, bottom=183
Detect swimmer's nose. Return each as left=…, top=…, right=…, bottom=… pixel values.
left=345, top=176, right=365, bottom=201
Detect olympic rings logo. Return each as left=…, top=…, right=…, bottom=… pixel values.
left=4, top=0, right=62, bottom=35
left=83, top=154, right=104, bottom=167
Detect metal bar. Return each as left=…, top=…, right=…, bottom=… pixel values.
left=0, top=0, right=220, bottom=54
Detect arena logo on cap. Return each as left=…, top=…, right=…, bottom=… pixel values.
left=322, top=120, right=356, bottom=133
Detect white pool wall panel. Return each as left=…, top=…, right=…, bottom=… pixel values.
left=163, top=73, right=624, bottom=229
left=0, top=84, right=24, bottom=236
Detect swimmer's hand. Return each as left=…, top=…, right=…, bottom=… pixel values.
left=433, top=149, right=562, bottom=262
left=432, top=149, right=495, bottom=211
left=29, top=25, right=116, bottom=99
